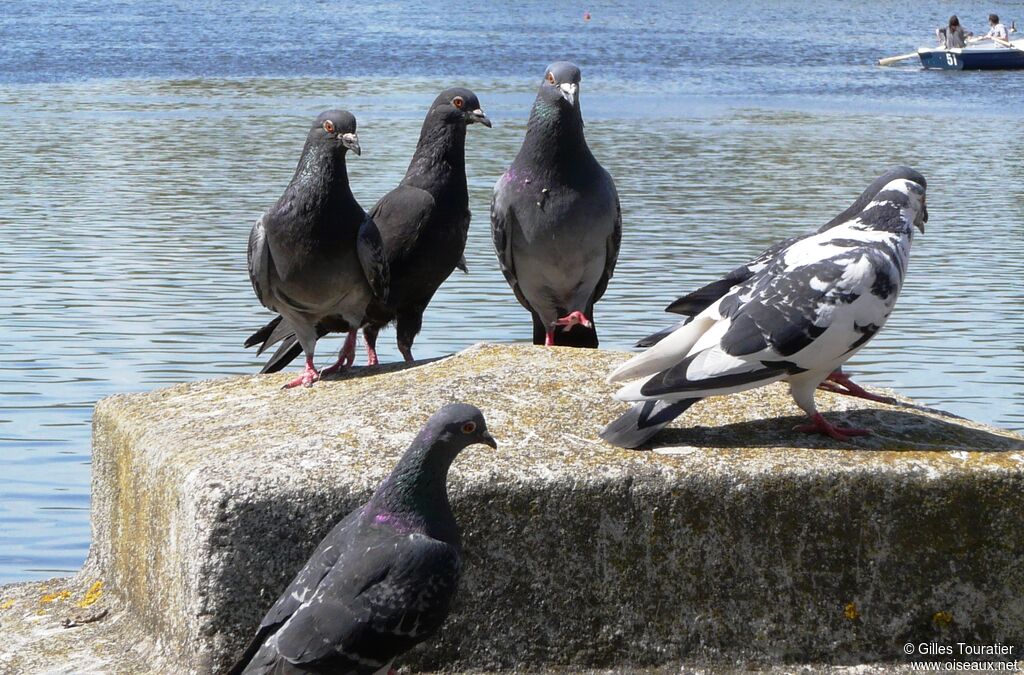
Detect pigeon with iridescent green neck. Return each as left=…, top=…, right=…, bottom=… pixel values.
left=491, top=61, right=621, bottom=348
left=228, top=403, right=497, bottom=675
left=245, top=110, right=388, bottom=388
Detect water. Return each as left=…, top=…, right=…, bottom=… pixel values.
left=1, top=1, right=1022, bottom=583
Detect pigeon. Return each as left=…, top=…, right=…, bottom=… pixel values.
left=638, top=166, right=927, bottom=345
left=227, top=403, right=497, bottom=675
left=246, top=110, right=388, bottom=388
left=491, top=62, right=621, bottom=348
left=256, top=88, right=490, bottom=368
left=601, top=177, right=927, bottom=448
left=635, top=166, right=927, bottom=404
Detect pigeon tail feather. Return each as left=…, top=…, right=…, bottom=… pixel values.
left=608, top=315, right=715, bottom=384
left=260, top=335, right=304, bottom=374
left=599, top=399, right=700, bottom=449
left=244, top=316, right=283, bottom=351
left=665, top=276, right=746, bottom=316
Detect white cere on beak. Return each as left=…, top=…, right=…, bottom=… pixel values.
left=559, top=82, right=578, bottom=106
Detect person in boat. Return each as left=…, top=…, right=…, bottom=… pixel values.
left=936, top=15, right=972, bottom=48
left=980, top=14, right=1010, bottom=42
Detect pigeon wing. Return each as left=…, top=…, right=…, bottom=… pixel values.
left=356, top=214, right=391, bottom=304
left=589, top=190, right=622, bottom=308
left=248, top=214, right=273, bottom=309
left=274, top=533, right=461, bottom=670
left=226, top=510, right=360, bottom=675
left=663, top=235, right=801, bottom=316
left=490, top=181, right=533, bottom=312
left=624, top=244, right=891, bottom=401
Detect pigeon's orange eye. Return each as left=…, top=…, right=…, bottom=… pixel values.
left=322, top=120, right=335, bottom=133
left=461, top=422, right=476, bottom=434
left=546, top=72, right=556, bottom=84
left=452, top=96, right=465, bottom=110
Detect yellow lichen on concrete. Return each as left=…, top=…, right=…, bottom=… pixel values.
left=40, top=589, right=70, bottom=604
left=77, top=580, right=104, bottom=608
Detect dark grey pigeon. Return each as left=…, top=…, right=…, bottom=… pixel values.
left=256, top=88, right=491, bottom=368
left=246, top=110, right=388, bottom=388
left=602, top=177, right=927, bottom=448
left=227, top=403, right=497, bottom=675
left=491, top=62, right=621, bottom=348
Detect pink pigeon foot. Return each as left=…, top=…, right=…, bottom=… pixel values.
left=282, top=356, right=320, bottom=389
left=545, top=311, right=592, bottom=346
left=554, top=310, right=592, bottom=330
left=795, top=412, right=871, bottom=441
left=320, top=330, right=358, bottom=378
left=818, top=370, right=896, bottom=404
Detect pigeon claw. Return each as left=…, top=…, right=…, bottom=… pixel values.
left=553, top=310, right=592, bottom=330
left=795, top=413, right=871, bottom=441
left=818, top=371, right=896, bottom=405
left=321, top=330, right=358, bottom=378
left=282, top=367, right=320, bottom=389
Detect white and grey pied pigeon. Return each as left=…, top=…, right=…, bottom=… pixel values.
left=228, top=404, right=497, bottom=675
left=491, top=61, right=621, bottom=348
left=602, top=176, right=927, bottom=448
left=634, top=165, right=925, bottom=409
left=636, top=166, right=927, bottom=409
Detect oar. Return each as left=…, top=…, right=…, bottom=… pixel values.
left=992, top=36, right=1024, bottom=53
left=878, top=51, right=919, bottom=66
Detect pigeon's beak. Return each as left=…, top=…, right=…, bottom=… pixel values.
left=920, top=196, right=928, bottom=230
left=341, top=132, right=361, bottom=156
left=468, top=108, right=492, bottom=128
left=479, top=431, right=498, bottom=449
left=559, top=82, right=578, bottom=107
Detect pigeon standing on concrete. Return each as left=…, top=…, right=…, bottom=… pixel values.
left=636, top=166, right=927, bottom=403
left=491, top=62, right=621, bottom=348
left=228, top=403, right=497, bottom=675
left=246, top=110, right=388, bottom=388
left=360, top=88, right=491, bottom=362
left=601, top=177, right=927, bottom=448
left=253, top=89, right=491, bottom=367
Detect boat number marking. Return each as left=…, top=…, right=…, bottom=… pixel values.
left=946, top=53, right=958, bottom=66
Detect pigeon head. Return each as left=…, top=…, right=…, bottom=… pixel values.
left=539, top=61, right=582, bottom=108
left=865, top=178, right=927, bottom=234
left=310, top=109, right=361, bottom=155
left=900, top=179, right=927, bottom=233
left=418, top=402, right=497, bottom=453
left=820, top=166, right=927, bottom=232
left=430, top=88, right=491, bottom=128
left=391, top=403, right=495, bottom=480
left=370, top=404, right=495, bottom=538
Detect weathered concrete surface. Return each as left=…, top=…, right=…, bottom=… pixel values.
left=0, top=573, right=972, bottom=675
left=4, top=342, right=1024, bottom=674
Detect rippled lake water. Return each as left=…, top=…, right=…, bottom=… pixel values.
left=1, top=1, right=1022, bottom=582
